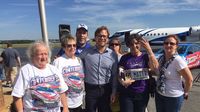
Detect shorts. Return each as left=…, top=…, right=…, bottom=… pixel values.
left=5, top=66, right=18, bottom=84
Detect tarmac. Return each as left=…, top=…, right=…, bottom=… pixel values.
left=0, top=68, right=199, bottom=112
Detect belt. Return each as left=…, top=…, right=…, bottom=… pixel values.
left=85, top=82, right=110, bottom=89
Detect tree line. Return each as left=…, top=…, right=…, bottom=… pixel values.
left=0, top=39, right=60, bottom=44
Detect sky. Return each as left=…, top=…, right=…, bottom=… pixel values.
left=0, top=0, right=200, bottom=40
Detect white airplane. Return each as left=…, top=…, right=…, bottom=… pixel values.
left=110, top=25, right=200, bottom=45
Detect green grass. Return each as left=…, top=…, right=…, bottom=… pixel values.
left=0, top=43, right=61, bottom=48
left=111, top=96, right=120, bottom=112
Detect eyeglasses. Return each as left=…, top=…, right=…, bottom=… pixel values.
left=66, top=44, right=76, bottom=48
left=164, top=42, right=176, bottom=46
left=110, top=43, right=120, bottom=46
left=97, top=35, right=107, bottom=38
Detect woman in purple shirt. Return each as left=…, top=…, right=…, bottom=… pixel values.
left=118, top=34, right=158, bottom=112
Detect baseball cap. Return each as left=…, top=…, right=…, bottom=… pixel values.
left=77, top=24, right=88, bottom=31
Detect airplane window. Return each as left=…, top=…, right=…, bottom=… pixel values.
left=150, top=34, right=152, bottom=36
left=154, top=33, right=156, bottom=36
left=158, top=33, right=160, bottom=36
left=165, top=33, right=168, bottom=35
left=162, top=33, right=164, bottom=35
left=147, top=34, right=149, bottom=36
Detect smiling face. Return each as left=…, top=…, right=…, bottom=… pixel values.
left=64, top=39, right=76, bottom=58
left=109, top=39, right=121, bottom=53
left=129, top=38, right=141, bottom=55
left=32, top=44, right=49, bottom=69
left=95, top=29, right=109, bottom=48
left=76, top=28, right=88, bottom=46
left=163, top=36, right=178, bottom=55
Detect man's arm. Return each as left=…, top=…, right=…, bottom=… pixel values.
left=0, top=57, right=3, bottom=63
left=13, top=96, right=23, bottom=112
left=0, top=51, right=5, bottom=63
left=17, top=56, right=21, bottom=67
left=15, top=50, right=21, bottom=67
left=110, top=53, right=118, bottom=103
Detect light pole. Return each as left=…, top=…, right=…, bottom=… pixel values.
left=38, top=0, right=49, bottom=46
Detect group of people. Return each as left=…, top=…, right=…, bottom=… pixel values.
left=1, top=23, right=193, bottom=112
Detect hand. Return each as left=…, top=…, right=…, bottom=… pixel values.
left=120, top=78, right=135, bottom=88
left=184, top=92, right=189, bottom=100
left=62, top=107, right=69, bottom=112
left=139, top=37, right=151, bottom=51
left=110, top=93, right=116, bottom=104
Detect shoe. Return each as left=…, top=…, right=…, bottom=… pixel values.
left=6, top=82, right=12, bottom=88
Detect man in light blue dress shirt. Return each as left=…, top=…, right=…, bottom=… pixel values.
left=80, top=26, right=118, bottom=112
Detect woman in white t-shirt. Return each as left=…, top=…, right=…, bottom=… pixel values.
left=11, top=41, right=69, bottom=112
left=53, top=35, right=85, bottom=112
left=155, top=35, right=193, bottom=112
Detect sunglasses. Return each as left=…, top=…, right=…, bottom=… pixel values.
left=163, top=42, right=176, bottom=46
left=110, top=43, right=120, bottom=46
left=66, top=44, right=76, bottom=48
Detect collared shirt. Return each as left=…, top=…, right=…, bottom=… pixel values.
left=79, top=46, right=118, bottom=94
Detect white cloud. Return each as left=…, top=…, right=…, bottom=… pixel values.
left=0, top=14, right=28, bottom=29
left=66, top=0, right=200, bottom=22
left=9, top=3, right=37, bottom=7
left=184, top=0, right=200, bottom=5
left=1, top=0, right=200, bottom=40
left=46, top=0, right=62, bottom=6
left=74, top=0, right=115, bottom=4
left=58, top=0, right=200, bottom=36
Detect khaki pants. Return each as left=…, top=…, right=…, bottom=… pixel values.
left=4, top=66, right=18, bottom=85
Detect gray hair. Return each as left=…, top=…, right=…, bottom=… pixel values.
left=60, top=34, right=76, bottom=48
left=27, top=40, right=51, bottom=62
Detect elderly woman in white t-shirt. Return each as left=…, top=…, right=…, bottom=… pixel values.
left=53, top=35, right=85, bottom=112
left=12, top=41, right=69, bottom=112
left=155, top=34, right=193, bottom=112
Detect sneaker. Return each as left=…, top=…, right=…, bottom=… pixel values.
left=5, top=82, right=12, bottom=87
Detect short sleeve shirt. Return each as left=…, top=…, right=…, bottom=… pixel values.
left=119, top=52, right=149, bottom=93
left=12, top=64, right=68, bottom=112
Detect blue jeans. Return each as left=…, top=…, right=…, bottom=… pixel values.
left=119, top=91, right=149, bottom=112
left=155, top=92, right=184, bottom=112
